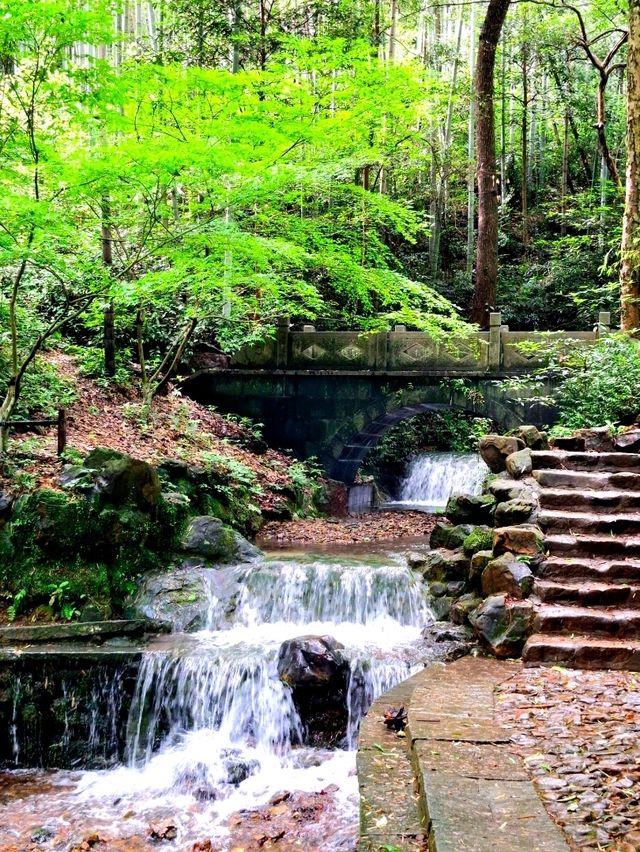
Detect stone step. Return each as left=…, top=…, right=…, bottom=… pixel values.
left=538, top=556, right=640, bottom=582
left=532, top=451, right=640, bottom=473
left=534, top=579, right=640, bottom=606
left=544, top=533, right=640, bottom=558
left=534, top=469, right=640, bottom=491
left=534, top=604, right=640, bottom=637
left=539, top=489, right=640, bottom=513
left=523, top=634, right=640, bottom=670
left=539, top=510, right=640, bottom=536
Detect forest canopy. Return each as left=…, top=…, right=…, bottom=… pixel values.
left=0, top=0, right=637, bottom=426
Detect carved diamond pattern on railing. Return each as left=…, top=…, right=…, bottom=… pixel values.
left=301, top=344, right=326, bottom=360
left=402, top=343, right=430, bottom=361
left=339, top=345, right=362, bottom=360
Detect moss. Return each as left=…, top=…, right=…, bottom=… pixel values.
left=463, top=526, right=494, bottom=556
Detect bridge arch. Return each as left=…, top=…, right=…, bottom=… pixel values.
left=326, top=382, right=551, bottom=483
left=181, top=370, right=556, bottom=484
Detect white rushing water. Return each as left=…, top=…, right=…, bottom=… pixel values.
left=3, top=553, right=434, bottom=850
left=389, top=451, right=489, bottom=512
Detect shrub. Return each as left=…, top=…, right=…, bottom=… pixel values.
left=553, top=335, right=640, bottom=430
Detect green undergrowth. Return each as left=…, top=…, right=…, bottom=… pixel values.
left=0, top=481, right=189, bottom=622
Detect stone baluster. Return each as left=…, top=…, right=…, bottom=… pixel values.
left=488, top=311, right=502, bottom=371
left=276, top=316, right=290, bottom=369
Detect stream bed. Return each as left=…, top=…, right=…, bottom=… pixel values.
left=0, top=547, right=443, bottom=852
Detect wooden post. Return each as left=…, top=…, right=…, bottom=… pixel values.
left=57, top=409, right=67, bottom=456
left=104, top=302, right=116, bottom=377
left=488, top=311, right=502, bottom=371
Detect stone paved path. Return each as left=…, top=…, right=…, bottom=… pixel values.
left=358, top=657, right=569, bottom=852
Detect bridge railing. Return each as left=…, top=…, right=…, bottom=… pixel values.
left=229, top=312, right=612, bottom=374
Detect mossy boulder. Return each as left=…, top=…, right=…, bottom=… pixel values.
left=181, top=516, right=262, bottom=563
left=450, top=594, right=483, bottom=626
left=462, top=526, right=493, bottom=556
left=410, top=549, right=469, bottom=582
left=61, top=450, right=162, bottom=509
left=494, top=496, right=537, bottom=526
left=445, top=493, right=496, bottom=526
left=469, top=550, right=493, bottom=586
left=508, top=425, right=548, bottom=450
left=430, top=522, right=475, bottom=550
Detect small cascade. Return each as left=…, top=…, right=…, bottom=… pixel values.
left=390, top=451, right=488, bottom=511
left=3, top=554, right=434, bottom=849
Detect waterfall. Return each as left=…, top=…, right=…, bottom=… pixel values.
left=124, top=558, right=431, bottom=767
left=392, top=451, right=488, bottom=511
left=9, top=555, right=433, bottom=848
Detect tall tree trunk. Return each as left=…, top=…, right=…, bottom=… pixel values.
left=521, top=45, right=529, bottom=249
left=620, top=0, right=640, bottom=331
left=472, top=0, right=510, bottom=326
left=466, top=1, right=477, bottom=278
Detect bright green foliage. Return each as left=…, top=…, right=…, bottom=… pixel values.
left=552, top=336, right=640, bottom=430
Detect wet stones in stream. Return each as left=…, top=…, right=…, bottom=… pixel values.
left=277, top=635, right=350, bottom=746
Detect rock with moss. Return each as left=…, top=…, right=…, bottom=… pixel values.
left=508, top=425, right=548, bottom=450
left=181, top=516, right=262, bottom=563
left=445, top=493, right=496, bottom=526
left=462, top=526, right=493, bottom=556
left=132, top=561, right=247, bottom=632
left=494, top=496, right=538, bottom=526
left=450, top=594, right=483, bottom=626
left=429, top=595, right=454, bottom=621
left=481, top=555, right=534, bottom=599
left=60, top=449, right=162, bottom=509
left=469, top=550, right=493, bottom=586
left=468, top=594, right=535, bottom=658
left=430, top=522, right=475, bottom=550
left=410, top=549, right=469, bottom=582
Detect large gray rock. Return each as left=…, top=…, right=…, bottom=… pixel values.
left=479, top=435, right=525, bottom=473
left=481, top=555, right=533, bottom=599
left=494, top=496, right=537, bottom=526
left=445, top=493, right=496, bottom=526
left=469, top=594, right=534, bottom=658
left=505, top=448, right=532, bottom=479
left=277, top=635, right=349, bottom=746
left=410, top=548, right=470, bottom=582
left=182, top=516, right=262, bottom=563
left=132, top=561, right=245, bottom=631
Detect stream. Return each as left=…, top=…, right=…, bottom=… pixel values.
left=0, top=453, right=483, bottom=851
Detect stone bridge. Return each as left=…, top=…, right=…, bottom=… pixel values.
left=183, top=312, right=611, bottom=483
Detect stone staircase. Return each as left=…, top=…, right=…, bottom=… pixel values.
left=523, top=450, right=640, bottom=670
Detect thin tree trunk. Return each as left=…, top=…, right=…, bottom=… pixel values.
left=620, top=0, right=640, bottom=331
left=472, top=0, right=511, bottom=326
left=561, top=110, right=569, bottom=237
left=521, top=45, right=529, bottom=249
left=466, top=1, right=477, bottom=278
